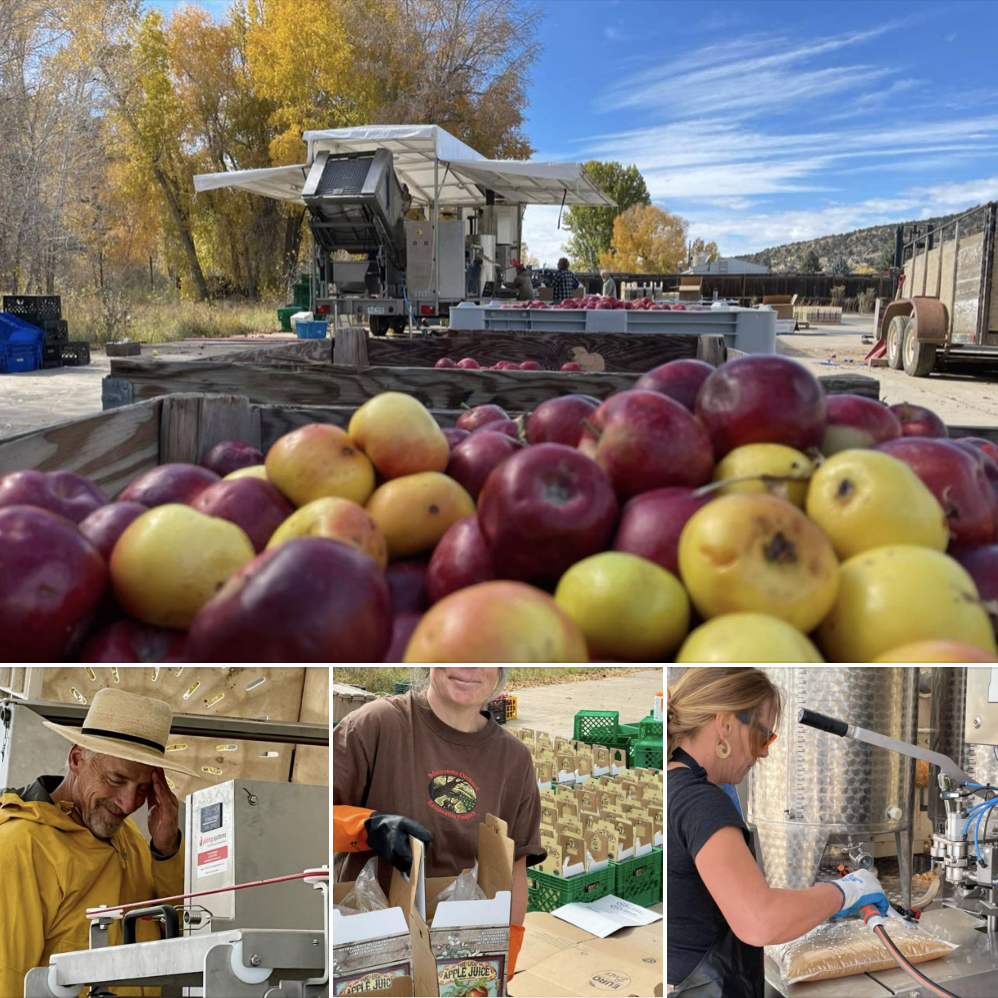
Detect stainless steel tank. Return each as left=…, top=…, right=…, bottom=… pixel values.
left=747, top=667, right=918, bottom=908
left=929, top=666, right=998, bottom=834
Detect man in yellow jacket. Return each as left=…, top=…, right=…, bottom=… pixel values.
left=0, top=688, right=200, bottom=998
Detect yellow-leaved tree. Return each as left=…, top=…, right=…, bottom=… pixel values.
left=601, top=205, right=688, bottom=273
left=245, top=0, right=372, bottom=166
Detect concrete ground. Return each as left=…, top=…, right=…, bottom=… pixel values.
left=777, top=314, right=998, bottom=428
left=504, top=667, right=662, bottom=741
left=0, top=334, right=297, bottom=439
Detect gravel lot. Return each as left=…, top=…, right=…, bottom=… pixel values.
left=3, top=317, right=997, bottom=439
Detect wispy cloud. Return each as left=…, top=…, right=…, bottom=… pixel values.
left=603, top=26, right=628, bottom=41
left=945, top=32, right=957, bottom=42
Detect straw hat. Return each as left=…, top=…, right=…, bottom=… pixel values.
left=43, top=688, right=200, bottom=779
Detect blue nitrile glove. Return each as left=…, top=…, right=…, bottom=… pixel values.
left=829, top=870, right=892, bottom=920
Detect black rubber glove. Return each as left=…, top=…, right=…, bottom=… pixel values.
left=364, top=812, right=433, bottom=875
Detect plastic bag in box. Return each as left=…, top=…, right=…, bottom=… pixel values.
left=332, top=856, right=389, bottom=915
left=767, top=918, right=958, bottom=984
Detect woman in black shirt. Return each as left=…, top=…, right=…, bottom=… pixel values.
left=667, top=667, right=893, bottom=997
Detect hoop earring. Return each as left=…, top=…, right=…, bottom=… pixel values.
left=716, top=738, right=731, bottom=760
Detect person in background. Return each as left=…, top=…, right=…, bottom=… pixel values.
left=513, top=264, right=535, bottom=301
left=601, top=268, right=616, bottom=298
left=551, top=257, right=579, bottom=304
left=667, top=667, right=896, bottom=996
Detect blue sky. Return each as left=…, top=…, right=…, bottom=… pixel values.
left=146, top=0, right=998, bottom=265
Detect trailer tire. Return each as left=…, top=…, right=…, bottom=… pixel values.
left=886, top=315, right=909, bottom=370
left=369, top=315, right=390, bottom=336
left=902, top=323, right=937, bottom=377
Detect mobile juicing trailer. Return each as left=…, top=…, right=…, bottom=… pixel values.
left=193, top=124, right=613, bottom=335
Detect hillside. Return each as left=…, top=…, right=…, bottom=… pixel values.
left=740, top=208, right=975, bottom=273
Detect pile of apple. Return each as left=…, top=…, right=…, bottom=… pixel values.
left=435, top=357, right=583, bottom=372
left=2, top=353, right=998, bottom=663
left=500, top=297, right=704, bottom=311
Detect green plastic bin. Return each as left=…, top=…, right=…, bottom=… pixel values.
left=573, top=710, right=619, bottom=746
left=632, top=740, right=663, bottom=770
left=394, top=681, right=412, bottom=695
left=611, top=848, right=662, bottom=908
left=276, top=306, right=297, bottom=332
left=526, top=865, right=613, bottom=913
left=639, top=715, right=663, bottom=741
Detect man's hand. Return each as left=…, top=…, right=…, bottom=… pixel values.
left=148, top=768, right=180, bottom=855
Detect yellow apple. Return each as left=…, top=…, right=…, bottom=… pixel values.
left=678, top=493, right=839, bottom=633
left=266, top=496, right=387, bottom=569
left=676, top=613, right=824, bottom=663
left=109, top=504, right=255, bottom=629
left=806, top=449, right=948, bottom=560
left=711, top=443, right=814, bottom=508
left=348, top=392, right=450, bottom=479
left=818, top=545, right=998, bottom=662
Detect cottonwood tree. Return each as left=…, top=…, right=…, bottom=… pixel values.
left=601, top=205, right=688, bottom=274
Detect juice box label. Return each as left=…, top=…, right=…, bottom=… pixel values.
left=436, top=956, right=505, bottom=997
left=333, top=963, right=411, bottom=995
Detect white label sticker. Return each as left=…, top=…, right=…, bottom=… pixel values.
left=196, top=822, right=231, bottom=878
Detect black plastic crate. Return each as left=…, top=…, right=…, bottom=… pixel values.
left=43, top=319, right=68, bottom=344
left=3, top=294, right=61, bottom=324
left=41, top=343, right=62, bottom=369
left=60, top=342, right=91, bottom=366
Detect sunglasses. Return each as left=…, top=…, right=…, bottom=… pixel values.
left=736, top=713, right=778, bottom=749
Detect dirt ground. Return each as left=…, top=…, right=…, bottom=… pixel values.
left=5, top=315, right=994, bottom=439
left=504, top=667, right=661, bottom=741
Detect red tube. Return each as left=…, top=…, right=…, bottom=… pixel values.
left=85, top=871, right=316, bottom=917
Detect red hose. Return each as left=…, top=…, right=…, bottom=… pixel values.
left=85, top=871, right=316, bottom=917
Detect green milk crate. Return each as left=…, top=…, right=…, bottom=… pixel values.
left=573, top=710, right=619, bottom=746
left=611, top=848, right=663, bottom=908
left=632, top=740, right=663, bottom=770
left=394, top=681, right=412, bottom=695
left=526, top=864, right=613, bottom=913
left=639, top=715, right=663, bottom=741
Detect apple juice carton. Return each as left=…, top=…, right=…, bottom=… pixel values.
left=420, top=813, right=514, bottom=998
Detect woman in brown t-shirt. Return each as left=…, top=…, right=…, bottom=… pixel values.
left=333, top=667, right=546, bottom=986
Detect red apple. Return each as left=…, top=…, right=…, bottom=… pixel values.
left=822, top=394, right=903, bottom=455
left=118, top=463, right=220, bottom=507
left=385, top=559, right=430, bottom=614
left=526, top=395, right=598, bottom=448
left=0, top=469, right=106, bottom=524
left=580, top=389, right=714, bottom=500
left=456, top=357, right=480, bottom=369
left=560, top=362, right=583, bottom=372
left=435, top=357, right=458, bottom=369
left=80, top=619, right=187, bottom=663
left=477, top=444, right=618, bottom=583
left=446, top=432, right=520, bottom=499
left=472, top=418, right=520, bottom=439
left=186, top=537, right=392, bottom=662
left=877, top=437, right=997, bottom=546
left=952, top=440, right=998, bottom=511
left=889, top=402, right=948, bottom=438
left=79, top=501, right=149, bottom=562
left=950, top=544, right=998, bottom=640
left=695, top=356, right=827, bottom=457
left=519, top=361, right=543, bottom=371
left=426, top=515, right=496, bottom=602
left=201, top=440, right=264, bottom=477
left=443, top=427, right=471, bottom=450
left=957, top=436, right=998, bottom=465
left=634, top=359, right=715, bottom=412
left=192, top=477, right=294, bottom=552
left=384, top=613, right=424, bottom=662
left=456, top=403, right=509, bottom=432
left=612, top=487, right=713, bottom=576
left=0, top=505, right=107, bottom=661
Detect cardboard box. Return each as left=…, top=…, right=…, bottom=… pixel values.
left=507, top=912, right=663, bottom=997
left=334, top=814, right=515, bottom=997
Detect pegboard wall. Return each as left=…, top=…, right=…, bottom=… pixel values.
left=0, top=667, right=328, bottom=796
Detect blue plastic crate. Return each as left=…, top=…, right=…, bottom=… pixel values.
left=2, top=329, right=43, bottom=372
left=295, top=320, right=327, bottom=340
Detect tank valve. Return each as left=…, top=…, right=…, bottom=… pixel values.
left=887, top=806, right=903, bottom=821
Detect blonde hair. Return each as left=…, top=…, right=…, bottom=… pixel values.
left=667, top=667, right=784, bottom=759
left=409, top=668, right=509, bottom=710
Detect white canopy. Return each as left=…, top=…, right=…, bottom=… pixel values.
left=193, top=124, right=613, bottom=208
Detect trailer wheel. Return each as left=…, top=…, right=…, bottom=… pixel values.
left=390, top=317, right=409, bottom=335
left=902, top=323, right=937, bottom=377
left=886, top=315, right=909, bottom=370
left=369, top=315, right=390, bottom=336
